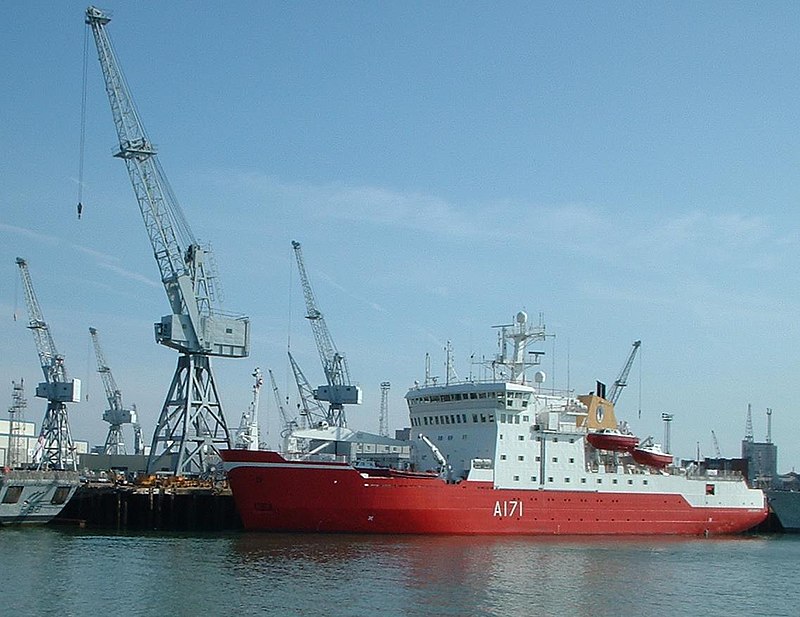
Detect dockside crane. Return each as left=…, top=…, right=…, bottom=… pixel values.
left=86, top=7, right=250, bottom=475
left=291, top=241, right=361, bottom=427
left=607, top=340, right=641, bottom=406
left=287, top=351, right=328, bottom=429
left=15, top=257, right=80, bottom=471
left=89, top=327, right=138, bottom=456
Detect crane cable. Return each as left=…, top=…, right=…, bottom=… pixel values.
left=77, top=25, right=89, bottom=219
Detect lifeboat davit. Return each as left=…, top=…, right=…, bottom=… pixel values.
left=586, top=428, right=639, bottom=452
left=631, top=444, right=673, bottom=469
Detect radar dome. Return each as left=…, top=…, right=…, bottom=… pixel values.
left=516, top=311, right=528, bottom=325
left=534, top=371, right=546, bottom=384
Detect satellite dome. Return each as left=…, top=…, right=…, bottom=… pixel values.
left=516, top=311, right=528, bottom=325
left=534, top=371, right=546, bottom=384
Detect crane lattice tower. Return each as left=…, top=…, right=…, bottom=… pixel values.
left=379, top=382, right=390, bottom=437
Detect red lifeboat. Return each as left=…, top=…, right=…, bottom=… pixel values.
left=631, top=444, right=673, bottom=469
left=586, top=428, right=639, bottom=452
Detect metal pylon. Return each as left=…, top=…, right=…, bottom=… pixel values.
left=147, top=354, right=231, bottom=475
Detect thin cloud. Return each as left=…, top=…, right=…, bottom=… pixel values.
left=97, top=262, right=161, bottom=288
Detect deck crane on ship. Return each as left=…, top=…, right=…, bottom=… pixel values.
left=15, top=258, right=80, bottom=471
left=291, top=241, right=361, bottom=427
left=85, top=7, right=250, bottom=475
left=89, top=327, right=139, bottom=456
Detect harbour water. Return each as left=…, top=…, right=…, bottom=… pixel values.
left=1, top=528, right=797, bottom=616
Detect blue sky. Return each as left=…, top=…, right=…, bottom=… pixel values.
left=2, top=1, right=800, bottom=469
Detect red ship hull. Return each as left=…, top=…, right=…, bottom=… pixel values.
left=221, top=450, right=767, bottom=536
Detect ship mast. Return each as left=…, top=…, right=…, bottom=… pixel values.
left=492, top=311, right=547, bottom=383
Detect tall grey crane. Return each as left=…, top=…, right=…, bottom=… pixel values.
left=86, top=7, right=250, bottom=475
left=89, top=327, right=138, bottom=456
left=291, top=241, right=361, bottom=427
left=15, top=257, right=80, bottom=471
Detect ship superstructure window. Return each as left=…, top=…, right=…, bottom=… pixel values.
left=500, top=455, right=507, bottom=460
left=531, top=476, right=537, bottom=482
left=472, top=414, right=479, bottom=422
left=513, top=475, right=519, bottom=481
left=2, top=486, right=23, bottom=504
left=518, top=455, right=524, bottom=461
left=518, top=435, right=524, bottom=441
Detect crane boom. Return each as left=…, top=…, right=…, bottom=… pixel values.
left=15, top=257, right=79, bottom=471
left=608, top=340, right=641, bottom=405
left=268, top=368, right=298, bottom=438
left=86, top=6, right=248, bottom=474
left=85, top=6, right=248, bottom=358
left=288, top=351, right=328, bottom=429
left=711, top=430, right=721, bottom=458
left=16, top=257, right=67, bottom=386
left=291, top=241, right=350, bottom=386
left=291, top=241, right=361, bottom=426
